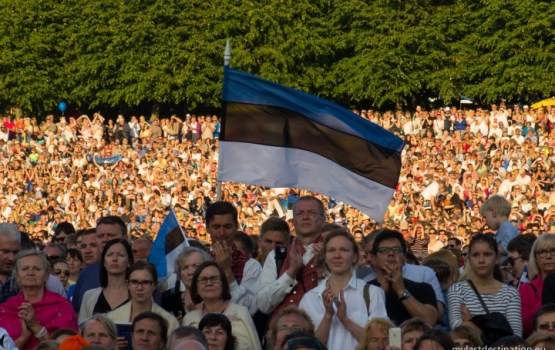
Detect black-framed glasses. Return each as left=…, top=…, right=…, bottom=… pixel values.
left=128, top=279, right=154, bottom=288
left=198, top=275, right=222, bottom=285
left=506, top=256, right=523, bottom=266
left=376, top=246, right=404, bottom=255
left=536, top=248, right=555, bottom=259
left=54, top=269, right=70, bottom=277
left=286, top=337, right=326, bottom=350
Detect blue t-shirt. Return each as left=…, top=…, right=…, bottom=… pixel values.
left=496, top=221, right=520, bottom=253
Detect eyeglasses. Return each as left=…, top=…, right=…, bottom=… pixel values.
left=54, top=269, right=70, bottom=277
left=286, top=337, right=326, bottom=350
left=376, top=246, right=404, bottom=255
left=198, top=275, right=222, bottom=285
left=447, top=244, right=456, bottom=249
left=538, top=322, right=555, bottom=331
left=461, top=252, right=468, bottom=257
left=128, top=279, right=154, bottom=288
left=506, top=256, right=523, bottom=266
left=536, top=248, right=555, bottom=259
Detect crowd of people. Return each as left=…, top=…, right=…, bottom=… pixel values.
left=0, top=103, right=554, bottom=350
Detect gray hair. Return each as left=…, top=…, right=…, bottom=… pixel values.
left=80, top=314, right=118, bottom=349
left=14, top=250, right=51, bottom=281
left=174, top=247, right=212, bottom=277
left=0, top=223, right=21, bottom=242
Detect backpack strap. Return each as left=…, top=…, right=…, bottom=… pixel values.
left=364, top=283, right=371, bottom=316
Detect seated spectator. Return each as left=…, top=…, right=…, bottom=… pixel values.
left=356, top=318, right=395, bottom=350
left=266, top=306, right=315, bottom=350
left=533, top=304, right=555, bottom=335
left=450, top=324, right=483, bottom=348
left=526, top=332, right=555, bottom=350
left=399, top=318, right=432, bottom=350
left=448, top=234, right=522, bottom=341
left=131, top=311, right=168, bottom=350
left=367, top=229, right=438, bottom=326
left=168, top=326, right=208, bottom=350
left=413, top=330, right=454, bottom=350
left=0, top=250, right=78, bottom=350
left=198, top=313, right=237, bottom=350
left=280, top=330, right=327, bottom=350
left=182, top=261, right=261, bottom=350
left=299, top=228, right=387, bottom=349
left=79, top=238, right=133, bottom=324
left=80, top=314, right=118, bottom=350
left=107, top=261, right=179, bottom=336
left=520, top=233, right=555, bottom=336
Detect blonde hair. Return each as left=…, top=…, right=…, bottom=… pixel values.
left=479, top=194, right=512, bottom=217
left=357, top=318, right=396, bottom=350
left=528, top=233, right=555, bottom=279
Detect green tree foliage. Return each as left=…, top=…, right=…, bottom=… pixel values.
left=0, top=0, right=554, bottom=116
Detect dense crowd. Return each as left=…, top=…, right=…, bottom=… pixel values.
left=1, top=104, right=554, bottom=246
left=0, top=103, right=555, bottom=350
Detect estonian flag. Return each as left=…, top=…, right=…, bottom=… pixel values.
left=460, top=95, right=473, bottom=104
left=218, top=67, right=405, bottom=221
left=148, top=207, right=189, bottom=279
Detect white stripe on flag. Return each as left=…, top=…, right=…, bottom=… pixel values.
left=218, top=141, right=395, bottom=221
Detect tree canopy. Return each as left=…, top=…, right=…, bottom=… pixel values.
left=1, top=0, right=554, bottom=116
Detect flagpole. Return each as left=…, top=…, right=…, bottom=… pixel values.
left=217, top=39, right=231, bottom=201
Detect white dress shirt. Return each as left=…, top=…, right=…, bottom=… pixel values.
left=299, top=275, right=388, bottom=350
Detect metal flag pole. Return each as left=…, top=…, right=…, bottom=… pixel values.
left=216, top=39, right=231, bottom=201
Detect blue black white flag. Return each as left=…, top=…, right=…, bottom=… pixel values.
left=218, top=67, right=405, bottom=221
left=148, top=208, right=189, bottom=279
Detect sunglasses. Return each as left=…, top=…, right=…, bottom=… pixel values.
left=54, top=269, right=70, bottom=277
left=47, top=255, right=62, bottom=261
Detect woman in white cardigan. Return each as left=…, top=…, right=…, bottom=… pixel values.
left=106, top=261, right=179, bottom=336
left=79, top=238, right=133, bottom=325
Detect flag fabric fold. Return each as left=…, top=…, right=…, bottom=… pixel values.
left=148, top=208, right=189, bottom=279
left=218, top=67, right=405, bottom=221
left=460, top=95, right=473, bottom=104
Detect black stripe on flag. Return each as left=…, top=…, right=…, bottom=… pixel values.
left=165, top=226, right=185, bottom=254
left=223, top=102, right=402, bottom=189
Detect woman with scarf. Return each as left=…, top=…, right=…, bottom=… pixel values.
left=0, top=250, right=77, bottom=350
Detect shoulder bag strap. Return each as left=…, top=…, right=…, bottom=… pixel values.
left=467, top=279, right=490, bottom=313
left=364, top=283, right=371, bottom=316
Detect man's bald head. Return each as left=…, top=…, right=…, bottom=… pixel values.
left=171, top=340, right=207, bottom=350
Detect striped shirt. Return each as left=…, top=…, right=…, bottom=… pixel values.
left=447, top=279, right=522, bottom=336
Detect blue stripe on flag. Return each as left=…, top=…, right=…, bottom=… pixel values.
left=222, top=67, right=405, bottom=153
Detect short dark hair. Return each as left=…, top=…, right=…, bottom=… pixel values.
left=127, top=261, right=158, bottom=285
left=55, top=222, right=76, bottom=236
left=507, top=233, right=536, bottom=260
left=132, top=311, right=168, bottom=346
left=66, top=248, right=83, bottom=263
left=100, top=239, right=133, bottom=288
left=371, top=229, right=407, bottom=255
left=190, top=261, right=231, bottom=304
left=414, top=329, right=454, bottom=350
left=205, top=201, right=237, bottom=226
left=76, top=228, right=97, bottom=240
left=534, top=304, right=555, bottom=331
left=260, top=217, right=290, bottom=239
left=293, top=196, right=326, bottom=218
left=198, top=313, right=236, bottom=350
left=96, top=215, right=128, bottom=237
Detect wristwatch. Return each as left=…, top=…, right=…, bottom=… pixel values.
left=398, top=289, right=411, bottom=301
